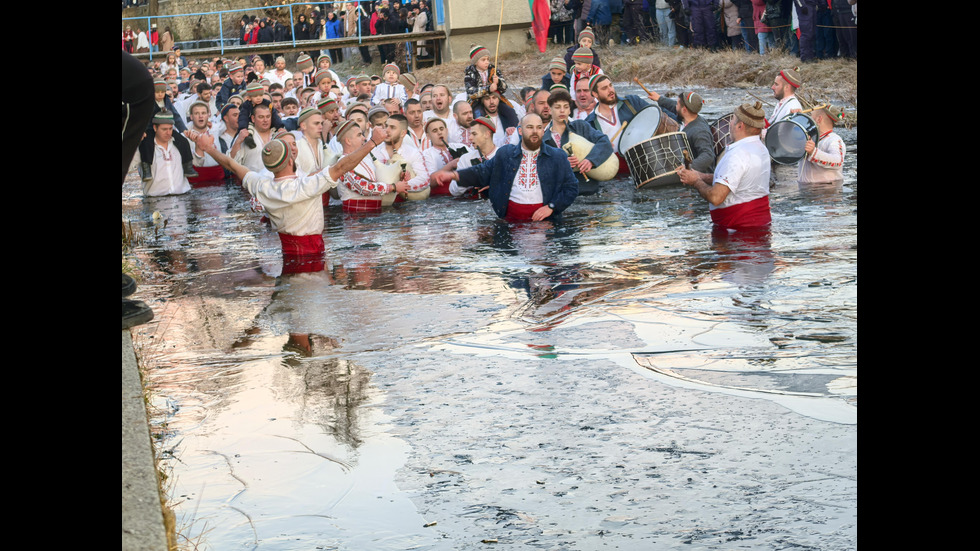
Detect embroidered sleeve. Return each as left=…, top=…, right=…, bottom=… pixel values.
left=809, top=136, right=845, bottom=169
left=343, top=171, right=389, bottom=196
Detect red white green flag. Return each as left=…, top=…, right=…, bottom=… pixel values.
left=529, top=0, right=551, bottom=53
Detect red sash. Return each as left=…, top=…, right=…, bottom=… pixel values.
left=278, top=233, right=325, bottom=274
left=615, top=153, right=630, bottom=175
left=710, top=195, right=771, bottom=230
left=505, top=200, right=544, bottom=222
left=430, top=183, right=452, bottom=196
left=342, top=199, right=383, bottom=213
left=188, top=165, right=226, bottom=186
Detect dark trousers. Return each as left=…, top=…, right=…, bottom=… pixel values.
left=359, top=45, right=372, bottom=63
left=329, top=47, right=344, bottom=63
left=622, top=1, right=651, bottom=42
left=832, top=8, right=857, bottom=58
left=122, top=50, right=155, bottom=184
left=690, top=6, right=717, bottom=48
left=815, top=9, right=837, bottom=58
left=796, top=0, right=819, bottom=61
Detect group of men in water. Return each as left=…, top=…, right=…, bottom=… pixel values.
left=126, top=33, right=848, bottom=271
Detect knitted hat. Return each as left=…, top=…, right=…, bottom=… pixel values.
left=472, top=116, right=496, bottom=134
left=469, top=44, right=490, bottom=62
left=152, top=110, right=174, bottom=125
left=275, top=56, right=285, bottom=65
left=296, top=54, right=314, bottom=71
left=317, top=97, right=338, bottom=113
left=153, top=79, right=168, bottom=92
left=262, top=139, right=291, bottom=173
left=549, top=83, right=569, bottom=93
left=345, top=102, right=369, bottom=118
left=272, top=128, right=292, bottom=141
left=335, top=119, right=361, bottom=141
left=399, top=72, right=417, bottom=90
left=734, top=101, right=767, bottom=129
left=826, top=104, right=846, bottom=125
left=227, top=62, right=243, bottom=74
left=260, top=78, right=271, bottom=87
left=354, top=74, right=371, bottom=85
left=572, top=47, right=593, bottom=64
left=578, top=26, right=595, bottom=43
left=297, top=107, right=320, bottom=125
left=316, top=54, right=331, bottom=66
left=246, top=82, right=264, bottom=97
left=220, top=103, right=239, bottom=119
left=383, top=62, right=400, bottom=76
left=779, top=68, right=802, bottom=89
left=549, top=57, right=567, bottom=73
left=314, top=69, right=332, bottom=85
left=229, top=93, right=244, bottom=104
left=368, top=105, right=390, bottom=121
left=345, top=76, right=357, bottom=87
left=588, top=73, right=609, bottom=92
left=677, top=91, right=704, bottom=115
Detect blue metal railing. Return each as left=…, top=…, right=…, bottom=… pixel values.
left=123, top=1, right=442, bottom=62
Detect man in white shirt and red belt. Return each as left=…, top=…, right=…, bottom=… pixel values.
left=676, top=101, right=772, bottom=231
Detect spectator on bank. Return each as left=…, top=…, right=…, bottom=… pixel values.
left=733, top=0, right=758, bottom=53
left=832, top=0, right=856, bottom=59
left=752, top=0, right=773, bottom=55
left=150, top=24, right=159, bottom=53
left=551, top=0, right=576, bottom=45
left=123, top=26, right=136, bottom=53
left=160, top=26, right=174, bottom=53
left=587, top=0, right=612, bottom=46
left=325, top=12, right=344, bottom=63
left=719, top=0, right=743, bottom=51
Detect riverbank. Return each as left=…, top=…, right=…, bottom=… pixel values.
left=334, top=41, right=857, bottom=119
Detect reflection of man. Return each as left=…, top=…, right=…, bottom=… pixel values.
left=433, top=114, right=578, bottom=222
left=676, top=102, right=771, bottom=231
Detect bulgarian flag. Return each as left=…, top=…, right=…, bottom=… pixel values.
left=529, top=0, right=551, bottom=53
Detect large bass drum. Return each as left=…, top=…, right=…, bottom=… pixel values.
left=624, top=131, right=691, bottom=189
left=709, top=112, right=738, bottom=163
left=765, top=112, right=819, bottom=165
left=617, top=105, right=680, bottom=154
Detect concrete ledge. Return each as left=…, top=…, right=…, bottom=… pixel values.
left=122, top=330, right=170, bottom=551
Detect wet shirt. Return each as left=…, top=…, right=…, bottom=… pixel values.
left=711, top=135, right=771, bottom=211
left=145, top=139, right=192, bottom=196
left=241, top=170, right=338, bottom=236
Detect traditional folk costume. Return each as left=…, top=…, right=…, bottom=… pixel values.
left=798, top=130, right=845, bottom=184
left=707, top=103, right=772, bottom=230
left=144, top=135, right=192, bottom=197
left=655, top=92, right=716, bottom=174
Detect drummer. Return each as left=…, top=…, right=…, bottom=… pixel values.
left=583, top=74, right=653, bottom=155
left=675, top=102, right=772, bottom=231
left=644, top=90, right=716, bottom=173
left=797, top=105, right=847, bottom=185
left=543, top=88, right=614, bottom=195
left=764, top=68, right=803, bottom=184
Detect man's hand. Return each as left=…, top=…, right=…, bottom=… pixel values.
left=369, top=125, right=389, bottom=146
left=577, top=159, right=593, bottom=173
left=676, top=166, right=700, bottom=187
left=804, top=139, right=815, bottom=155
left=430, top=170, right=455, bottom=188
left=646, top=90, right=660, bottom=102
left=531, top=205, right=554, bottom=221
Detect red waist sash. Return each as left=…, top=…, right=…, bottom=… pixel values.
left=342, top=199, right=383, bottom=213
left=505, top=200, right=544, bottom=222
left=710, top=195, right=771, bottom=230
left=188, top=164, right=225, bottom=186
left=278, top=233, right=325, bottom=274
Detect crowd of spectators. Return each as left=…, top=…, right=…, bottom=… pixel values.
left=550, top=0, right=856, bottom=60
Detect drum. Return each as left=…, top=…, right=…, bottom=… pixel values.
left=624, top=131, right=691, bottom=189
left=617, top=105, right=679, bottom=154
left=765, top=113, right=819, bottom=165
left=709, top=112, right=738, bottom=162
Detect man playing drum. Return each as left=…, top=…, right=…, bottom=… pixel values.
left=583, top=75, right=653, bottom=156
left=797, top=105, right=847, bottom=185
left=644, top=90, right=716, bottom=173
left=763, top=68, right=804, bottom=184
left=675, top=102, right=772, bottom=231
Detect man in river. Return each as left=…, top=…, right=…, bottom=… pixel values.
left=185, top=124, right=390, bottom=272
left=675, top=101, right=771, bottom=231
left=764, top=68, right=804, bottom=184
left=643, top=89, right=715, bottom=173
left=584, top=74, right=652, bottom=155
left=431, top=113, right=578, bottom=222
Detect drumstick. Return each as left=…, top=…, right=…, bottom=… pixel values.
left=682, top=149, right=692, bottom=170
left=632, top=77, right=653, bottom=96
left=747, top=91, right=774, bottom=107
left=797, top=103, right=830, bottom=115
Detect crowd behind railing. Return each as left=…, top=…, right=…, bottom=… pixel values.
left=122, top=1, right=437, bottom=66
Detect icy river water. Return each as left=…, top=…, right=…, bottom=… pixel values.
left=123, top=87, right=857, bottom=550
